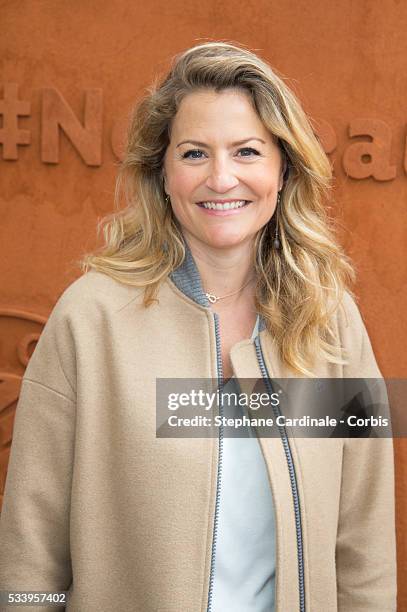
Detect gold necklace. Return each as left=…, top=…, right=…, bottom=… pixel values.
left=205, top=276, right=255, bottom=304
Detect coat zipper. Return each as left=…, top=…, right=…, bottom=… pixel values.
left=206, top=312, right=224, bottom=612
left=253, top=334, right=306, bottom=612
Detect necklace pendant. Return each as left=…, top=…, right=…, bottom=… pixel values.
left=205, top=293, right=218, bottom=304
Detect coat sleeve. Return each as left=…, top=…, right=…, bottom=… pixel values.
left=0, top=296, right=76, bottom=611
left=335, top=292, right=397, bottom=611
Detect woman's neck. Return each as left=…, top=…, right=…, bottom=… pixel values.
left=183, top=232, right=256, bottom=308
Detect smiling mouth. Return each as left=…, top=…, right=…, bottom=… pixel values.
left=196, top=200, right=252, bottom=211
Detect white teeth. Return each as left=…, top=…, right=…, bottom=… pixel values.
left=200, top=200, right=249, bottom=210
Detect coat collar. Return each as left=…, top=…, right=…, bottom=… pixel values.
left=168, top=234, right=210, bottom=308
left=168, top=234, right=266, bottom=332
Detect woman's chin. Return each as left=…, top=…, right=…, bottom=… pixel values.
left=201, top=230, right=254, bottom=250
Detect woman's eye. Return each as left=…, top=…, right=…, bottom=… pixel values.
left=182, top=147, right=260, bottom=160
left=182, top=149, right=204, bottom=159
left=237, top=147, right=260, bottom=157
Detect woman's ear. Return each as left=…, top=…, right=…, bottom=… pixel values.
left=279, top=157, right=288, bottom=190
left=162, top=170, right=168, bottom=194
left=277, top=140, right=288, bottom=189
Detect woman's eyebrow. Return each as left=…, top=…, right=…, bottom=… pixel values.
left=176, top=137, right=266, bottom=148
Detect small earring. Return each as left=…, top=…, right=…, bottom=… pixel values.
left=165, top=194, right=170, bottom=204
left=273, top=191, right=281, bottom=250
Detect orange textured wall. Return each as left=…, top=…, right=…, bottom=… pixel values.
left=1, top=1, right=406, bottom=607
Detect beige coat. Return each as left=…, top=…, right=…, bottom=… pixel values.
left=0, top=247, right=397, bottom=611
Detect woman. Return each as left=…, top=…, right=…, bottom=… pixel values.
left=0, top=42, right=396, bottom=611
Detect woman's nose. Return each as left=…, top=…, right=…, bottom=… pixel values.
left=204, top=157, right=240, bottom=193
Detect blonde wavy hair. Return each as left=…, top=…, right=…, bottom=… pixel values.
left=80, top=40, right=356, bottom=376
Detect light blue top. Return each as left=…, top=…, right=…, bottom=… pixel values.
left=211, top=314, right=276, bottom=612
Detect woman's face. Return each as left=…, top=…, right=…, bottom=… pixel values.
left=162, top=88, right=286, bottom=250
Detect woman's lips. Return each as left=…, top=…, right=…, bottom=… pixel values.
left=196, top=201, right=252, bottom=216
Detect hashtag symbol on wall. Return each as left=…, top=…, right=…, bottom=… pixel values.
left=0, top=83, right=31, bottom=160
